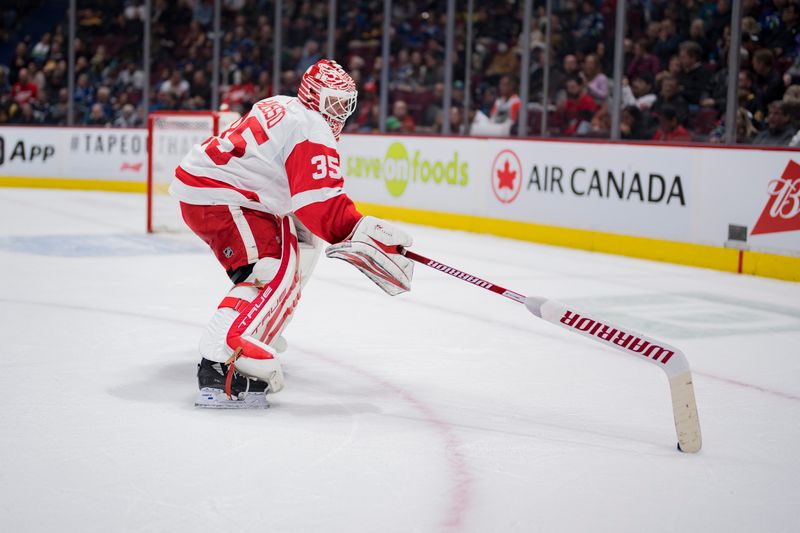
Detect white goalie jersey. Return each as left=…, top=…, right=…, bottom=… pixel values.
left=169, top=95, right=362, bottom=244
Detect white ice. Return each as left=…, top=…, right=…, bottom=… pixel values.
left=1, top=188, right=798, bottom=532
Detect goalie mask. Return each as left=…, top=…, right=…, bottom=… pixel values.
left=298, top=59, right=357, bottom=141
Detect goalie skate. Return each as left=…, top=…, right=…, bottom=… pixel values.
left=194, top=387, right=269, bottom=409
left=194, top=358, right=271, bottom=409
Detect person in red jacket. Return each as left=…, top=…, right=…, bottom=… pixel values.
left=560, top=74, right=598, bottom=136
left=171, top=59, right=414, bottom=407
left=11, top=68, right=38, bottom=105
left=652, top=105, right=692, bottom=142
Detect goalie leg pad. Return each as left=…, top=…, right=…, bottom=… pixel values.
left=198, top=217, right=301, bottom=393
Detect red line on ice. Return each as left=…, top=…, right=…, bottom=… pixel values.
left=303, top=349, right=473, bottom=532
left=695, top=370, right=800, bottom=401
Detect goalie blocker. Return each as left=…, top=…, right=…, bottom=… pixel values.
left=326, top=216, right=414, bottom=296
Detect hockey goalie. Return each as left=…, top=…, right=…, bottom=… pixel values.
left=169, top=59, right=414, bottom=408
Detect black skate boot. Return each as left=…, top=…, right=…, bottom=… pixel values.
left=194, top=357, right=270, bottom=409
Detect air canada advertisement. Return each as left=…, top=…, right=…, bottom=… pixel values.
left=339, top=134, right=799, bottom=256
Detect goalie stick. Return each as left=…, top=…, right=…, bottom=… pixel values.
left=402, top=248, right=702, bottom=453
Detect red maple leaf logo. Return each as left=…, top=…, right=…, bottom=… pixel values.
left=496, top=160, right=516, bottom=190
left=497, top=159, right=517, bottom=191
left=490, top=149, right=522, bottom=204
left=751, top=160, right=800, bottom=236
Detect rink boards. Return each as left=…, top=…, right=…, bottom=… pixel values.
left=338, top=134, right=800, bottom=281
left=0, top=125, right=798, bottom=280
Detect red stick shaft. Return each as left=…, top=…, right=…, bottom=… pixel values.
left=403, top=249, right=526, bottom=304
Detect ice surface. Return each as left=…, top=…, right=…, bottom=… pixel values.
left=1, top=188, right=798, bottom=532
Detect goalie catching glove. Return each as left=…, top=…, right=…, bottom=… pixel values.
left=325, top=216, right=414, bottom=295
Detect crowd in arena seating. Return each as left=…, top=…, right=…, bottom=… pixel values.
left=1, top=0, right=799, bottom=146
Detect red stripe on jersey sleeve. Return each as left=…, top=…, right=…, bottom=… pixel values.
left=294, top=194, right=361, bottom=244
left=285, top=139, right=361, bottom=243
left=175, top=166, right=261, bottom=202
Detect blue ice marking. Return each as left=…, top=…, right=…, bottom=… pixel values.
left=0, top=234, right=205, bottom=257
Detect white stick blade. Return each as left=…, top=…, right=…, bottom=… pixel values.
left=670, top=372, right=702, bottom=453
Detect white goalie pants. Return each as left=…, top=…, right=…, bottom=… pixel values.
left=198, top=213, right=322, bottom=371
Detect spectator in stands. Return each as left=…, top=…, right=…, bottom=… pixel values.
left=623, top=72, right=658, bottom=111
left=560, top=74, right=598, bottom=136
left=768, top=2, right=800, bottom=58
left=32, top=92, right=49, bottom=120
left=490, top=75, right=522, bottom=125
left=346, top=81, right=379, bottom=133
left=785, top=84, right=800, bottom=103
left=253, top=71, right=273, bottom=102
left=737, top=71, right=762, bottom=117
left=485, top=42, right=519, bottom=85
left=452, top=79, right=466, bottom=111
left=436, top=105, right=464, bottom=135
left=652, top=105, right=692, bottom=142
left=192, top=0, right=213, bottom=26
left=0, top=91, right=16, bottom=124
left=11, top=68, right=38, bottom=105
left=125, top=0, right=147, bottom=22
left=651, top=74, right=689, bottom=126
left=160, top=69, right=190, bottom=101
left=42, top=88, right=66, bottom=124
left=709, top=106, right=758, bottom=144
left=223, top=67, right=256, bottom=112
left=27, top=63, right=46, bottom=96
left=752, top=100, right=797, bottom=144
left=190, top=70, right=212, bottom=105
left=73, top=73, right=94, bottom=118
left=620, top=105, right=650, bottom=140
left=785, top=52, right=800, bottom=85
left=420, top=53, right=442, bottom=88
left=86, top=103, right=110, bottom=126
left=10, top=42, right=29, bottom=82
left=573, top=0, right=604, bottom=52
left=388, top=100, right=416, bottom=134
left=709, top=0, right=733, bottom=45
left=31, top=33, right=51, bottom=65
left=626, top=39, right=661, bottom=81
left=583, top=53, right=609, bottom=104
left=14, top=102, right=38, bottom=124
left=407, top=50, right=426, bottom=89
left=688, top=19, right=712, bottom=60
left=421, top=82, right=445, bottom=131
left=752, top=48, right=785, bottom=115
left=677, top=41, right=710, bottom=105
left=95, top=86, right=114, bottom=120
left=296, top=40, right=322, bottom=74
left=281, top=70, right=299, bottom=97
left=553, top=54, right=580, bottom=107
left=114, top=103, right=140, bottom=127
left=645, top=20, right=661, bottom=48
left=392, top=48, right=414, bottom=90
left=218, top=51, right=236, bottom=83
left=654, top=18, right=681, bottom=67
left=117, top=62, right=144, bottom=92
left=477, top=85, right=497, bottom=117
left=588, top=107, right=611, bottom=137
left=529, top=43, right=559, bottom=103
left=152, top=90, right=177, bottom=112
left=656, top=54, right=682, bottom=89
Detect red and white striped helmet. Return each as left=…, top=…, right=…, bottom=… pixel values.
left=298, top=59, right=357, bottom=140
